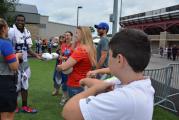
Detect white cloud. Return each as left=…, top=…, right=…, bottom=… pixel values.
left=19, top=0, right=179, bottom=34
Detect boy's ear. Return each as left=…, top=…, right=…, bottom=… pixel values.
left=117, top=54, right=122, bottom=63
left=118, top=54, right=125, bottom=64
left=118, top=56, right=120, bottom=63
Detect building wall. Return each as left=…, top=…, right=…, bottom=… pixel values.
left=25, top=24, right=39, bottom=40
left=39, top=15, right=76, bottom=39
left=46, top=21, right=76, bottom=38
left=151, top=41, right=159, bottom=54
left=149, top=32, right=179, bottom=52
left=39, top=16, right=48, bottom=39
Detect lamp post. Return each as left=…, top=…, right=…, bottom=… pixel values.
left=112, top=0, right=118, bottom=35
left=77, top=6, right=83, bottom=27
left=119, top=0, right=123, bottom=27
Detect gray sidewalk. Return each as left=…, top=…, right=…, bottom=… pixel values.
left=147, top=54, right=179, bottom=69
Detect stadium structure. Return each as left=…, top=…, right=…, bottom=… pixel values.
left=120, top=4, right=179, bottom=53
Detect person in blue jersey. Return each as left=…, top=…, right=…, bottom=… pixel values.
left=0, top=18, right=22, bottom=120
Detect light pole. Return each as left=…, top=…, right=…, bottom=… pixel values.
left=77, top=6, right=83, bottom=27
left=119, top=0, right=123, bottom=27
left=112, top=0, right=118, bottom=35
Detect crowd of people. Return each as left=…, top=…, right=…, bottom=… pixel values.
left=159, top=45, right=179, bottom=61
left=0, top=14, right=155, bottom=120
left=34, top=36, right=58, bottom=54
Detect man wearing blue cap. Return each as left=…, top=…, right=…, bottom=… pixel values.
left=94, top=22, right=109, bottom=72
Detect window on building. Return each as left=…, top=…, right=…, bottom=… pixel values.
left=39, top=24, right=46, bottom=28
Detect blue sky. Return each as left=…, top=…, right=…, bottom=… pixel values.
left=19, top=0, right=179, bottom=34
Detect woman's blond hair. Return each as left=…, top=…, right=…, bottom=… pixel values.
left=77, top=26, right=97, bottom=67
left=0, top=18, right=7, bottom=38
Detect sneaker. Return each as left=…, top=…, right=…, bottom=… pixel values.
left=21, top=106, right=38, bottom=113
left=52, top=89, right=59, bottom=96
left=59, top=96, right=68, bottom=106
left=15, top=107, right=19, bottom=113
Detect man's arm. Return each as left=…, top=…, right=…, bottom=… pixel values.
left=28, top=48, right=41, bottom=59
left=96, top=50, right=108, bottom=69
left=62, top=79, right=113, bottom=120
left=96, top=38, right=109, bottom=69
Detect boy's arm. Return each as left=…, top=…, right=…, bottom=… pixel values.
left=62, top=79, right=113, bottom=120
left=87, top=67, right=111, bottom=78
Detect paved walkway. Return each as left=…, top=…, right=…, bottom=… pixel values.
left=147, top=54, right=179, bottom=69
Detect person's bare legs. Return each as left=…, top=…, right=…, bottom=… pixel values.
left=52, top=88, right=59, bottom=96
left=1, top=112, right=7, bottom=120
left=1, top=112, right=15, bottom=120
left=7, top=112, right=15, bottom=120
left=21, top=90, right=28, bottom=106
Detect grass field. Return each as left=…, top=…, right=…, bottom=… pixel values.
left=14, top=58, right=179, bottom=120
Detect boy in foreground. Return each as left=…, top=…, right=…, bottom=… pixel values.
left=62, top=29, right=155, bottom=120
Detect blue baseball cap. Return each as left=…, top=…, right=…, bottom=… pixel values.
left=94, top=22, right=109, bottom=31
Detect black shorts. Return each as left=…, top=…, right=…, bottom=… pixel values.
left=0, top=75, right=18, bottom=112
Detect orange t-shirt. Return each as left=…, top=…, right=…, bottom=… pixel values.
left=67, top=46, right=92, bottom=87
left=58, top=43, right=73, bottom=63
left=61, top=43, right=73, bottom=57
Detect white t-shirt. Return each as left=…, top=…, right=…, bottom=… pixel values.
left=79, top=77, right=155, bottom=120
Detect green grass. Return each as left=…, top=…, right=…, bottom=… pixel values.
left=14, top=58, right=63, bottom=120
left=14, top=58, right=179, bottom=120
left=153, top=107, right=179, bottom=120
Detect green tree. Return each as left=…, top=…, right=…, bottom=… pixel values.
left=6, top=15, right=14, bottom=26
left=0, top=0, right=19, bottom=18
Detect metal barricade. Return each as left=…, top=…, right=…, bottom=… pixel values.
left=144, top=66, right=178, bottom=112
left=167, top=63, right=179, bottom=108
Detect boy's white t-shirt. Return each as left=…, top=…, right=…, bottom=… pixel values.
left=79, top=77, right=155, bottom=120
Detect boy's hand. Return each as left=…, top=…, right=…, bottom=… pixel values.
left=92, top=81, right=114, bottom=94
left=80, top=78, right=114, bottom=93
left=80, top=78, right=102, bottom=88
left=86, top=70, right=98, bottom=78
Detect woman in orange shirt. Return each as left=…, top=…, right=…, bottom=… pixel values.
left=57, top=26, right=96, bottom=98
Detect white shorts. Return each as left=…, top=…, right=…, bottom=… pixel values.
left=16, top=67, right=31, bottom=91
